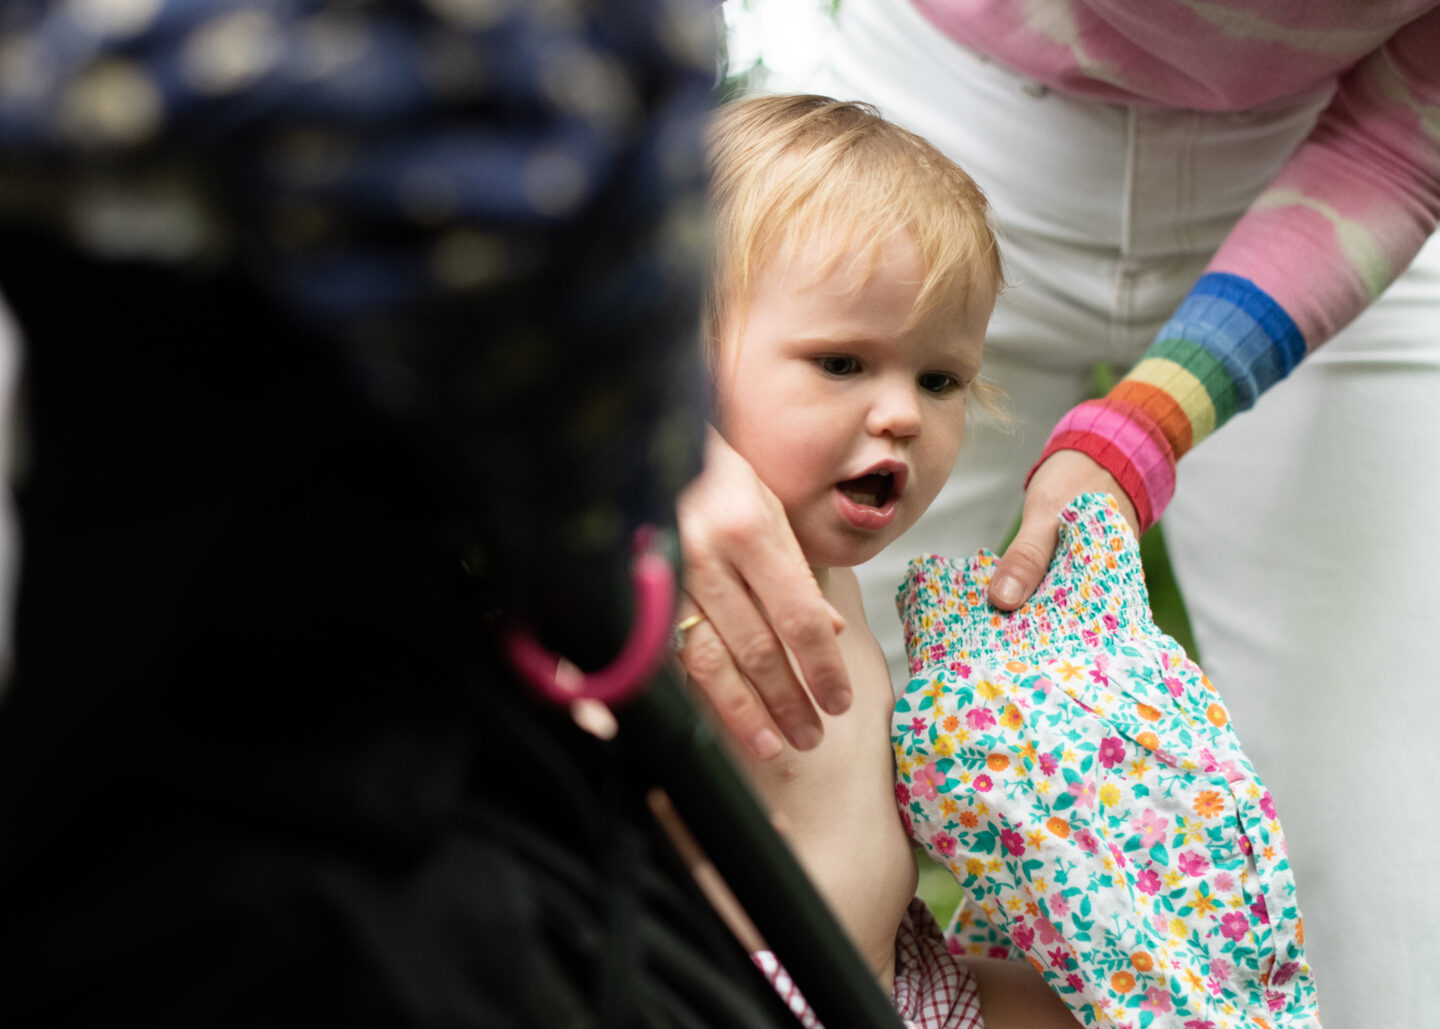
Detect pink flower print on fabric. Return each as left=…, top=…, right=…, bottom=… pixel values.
left=1098, top=736, right=1126, bottom=768
left=965, top=708, right=996, bottom=730
left=998, top=827, right=1025, bottom=857
left=1131, top=809, right=1168, bottom=847
left=1067, top=779, right=1097, bottom=810
left=932, top=831, right=958, bottom=858
left=891, top=494, right=1319, bottom=1027
left=1178, top=852, right=1211, bottom=877
left=911, top=761, right=946, bottom=802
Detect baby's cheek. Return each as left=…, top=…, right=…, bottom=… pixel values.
left=917, top=429, right=965, bottom=500
left=908, top=464, right=952, bottom=521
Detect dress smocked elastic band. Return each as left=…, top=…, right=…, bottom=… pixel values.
left=899, top=492, right=1151, bottom=672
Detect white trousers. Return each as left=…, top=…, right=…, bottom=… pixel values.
left=777, top=0, right=1440, bottom=1024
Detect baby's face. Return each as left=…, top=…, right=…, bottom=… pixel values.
left=716, top=231, right=992, bottom=568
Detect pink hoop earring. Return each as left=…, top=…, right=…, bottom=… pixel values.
left=503, top=526, right=676, bottom=707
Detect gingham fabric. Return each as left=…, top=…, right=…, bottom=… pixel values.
left=892, top=494, right=1320, bottom=1027
left=754, top=898, right=984, bottom=1029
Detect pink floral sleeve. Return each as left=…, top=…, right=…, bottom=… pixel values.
left=892, top=493, right=1320, bottom=1028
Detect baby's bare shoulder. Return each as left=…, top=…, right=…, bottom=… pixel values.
left=823, top=566, right=872, bottom=636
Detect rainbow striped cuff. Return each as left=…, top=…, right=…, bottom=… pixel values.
left=1032, top=273, right=1306, bottom=530
left=1033, top=400, right=1176, bottom=531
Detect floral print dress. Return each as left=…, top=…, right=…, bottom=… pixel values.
left=892, top=494, right=1320, bottom=1028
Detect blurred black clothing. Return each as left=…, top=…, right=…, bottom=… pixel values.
left=0, top=2, right=793, bottom=1025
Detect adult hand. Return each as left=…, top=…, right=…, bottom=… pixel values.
left=987, top=449, right=1141, bottom=610
left=675, top=428, right=852, bottom=759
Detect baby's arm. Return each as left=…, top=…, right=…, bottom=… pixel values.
left=965, top=958, right=1079, bottom=1028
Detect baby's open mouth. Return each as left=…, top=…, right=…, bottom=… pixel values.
left=838, top=471, right=895, bottom=509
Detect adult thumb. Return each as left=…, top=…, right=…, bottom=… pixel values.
left=988, top=515, right=1060, bottom=611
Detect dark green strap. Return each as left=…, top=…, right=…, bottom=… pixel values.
left=620, top=671, right=906, bottom=1029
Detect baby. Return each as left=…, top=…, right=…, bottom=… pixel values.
left=686, top=92, right=1076, bottom=1028
left=686, top=93, right=1320, bottom=1029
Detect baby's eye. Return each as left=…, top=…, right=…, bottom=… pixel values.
left=918, top=372, right=961, bottom=394
left=817, top=355, right=861, bottom=376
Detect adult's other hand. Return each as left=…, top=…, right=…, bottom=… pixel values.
left=675, top=429, right=852, bottom=759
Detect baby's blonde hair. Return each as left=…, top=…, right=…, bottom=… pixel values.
left=705, top=94, right=1004, bottom=378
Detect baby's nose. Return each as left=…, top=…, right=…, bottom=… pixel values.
left=866, top=382, right=922, bottom=438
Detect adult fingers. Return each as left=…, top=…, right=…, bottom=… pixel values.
left=674, top=430, right=849, bottom=754
left=673, top=598, right=788, bottom=759
left=677, top=518, right=839, bottom=754
left=727, top=529, right=851, bottom=721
